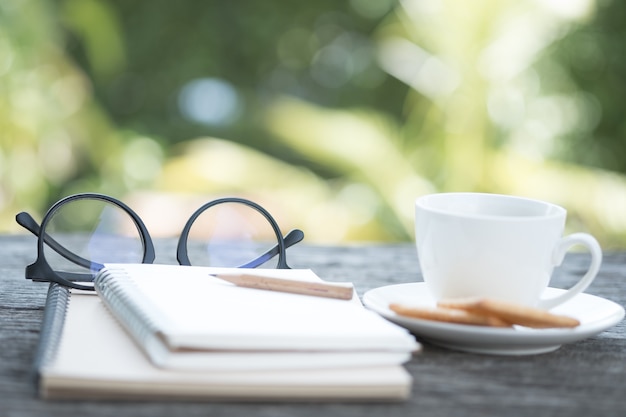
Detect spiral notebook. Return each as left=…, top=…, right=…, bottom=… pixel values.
left=34, top=265, right=418, bottom=401
left=92, top=264, right=418, bottom=372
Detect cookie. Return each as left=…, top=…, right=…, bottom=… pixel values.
left=437, top=298, right=580, bottom=328
left=389, top=303, right=511, bottom=327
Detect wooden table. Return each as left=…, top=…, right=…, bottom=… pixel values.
left=1, top=234, right=625, bottom=416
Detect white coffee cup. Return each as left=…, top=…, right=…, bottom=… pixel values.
left=415, top=193, right=602, bottom=309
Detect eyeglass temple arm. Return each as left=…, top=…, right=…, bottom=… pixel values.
left=237, top=228, right=304, bottom=269
left=15, top=212, right=98, bottom=270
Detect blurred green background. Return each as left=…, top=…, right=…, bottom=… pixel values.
left=2, top=0, right=626, bottom=246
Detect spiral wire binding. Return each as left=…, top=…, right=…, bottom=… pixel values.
left=32, top=283, right=70, bottom=386
left=94, top=266, right=174, bottom=366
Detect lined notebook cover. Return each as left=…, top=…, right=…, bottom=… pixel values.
left=35, top=283, right=413, bottom=401
left=93, top=264, right=419, bottom=371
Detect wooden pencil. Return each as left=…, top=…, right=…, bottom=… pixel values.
left=213, top=273, right=354, bottom=300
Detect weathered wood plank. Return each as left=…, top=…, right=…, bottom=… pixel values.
left=1, top=235, right=624, bottom=417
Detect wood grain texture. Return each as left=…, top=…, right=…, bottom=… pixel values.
left=1, top=234, right=624, bottom=417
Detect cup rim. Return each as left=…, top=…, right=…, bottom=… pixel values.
left=415, top=192, right=566, bottom=220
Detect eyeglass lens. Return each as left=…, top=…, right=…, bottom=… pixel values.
left=184, top=202, right=282, bottom=268
left=43, top=198, right=145, bottom=276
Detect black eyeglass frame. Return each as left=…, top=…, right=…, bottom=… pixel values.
left=17, top=193, right=304, bottom=291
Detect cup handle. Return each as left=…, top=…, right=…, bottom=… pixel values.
left=537, top=233, right=602, bottom=310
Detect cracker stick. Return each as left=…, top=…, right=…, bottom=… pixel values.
left=389, top=303, right=511, bottom=327
left=438, top=298, right=580, bottom=328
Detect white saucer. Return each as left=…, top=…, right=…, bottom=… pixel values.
left=363, top=283, right=625, bottom=355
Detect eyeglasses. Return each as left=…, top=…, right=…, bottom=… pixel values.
left=16, top=193, right=305, bottom=291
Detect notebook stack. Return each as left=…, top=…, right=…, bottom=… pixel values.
left=36, top=264, right=419, bottom=401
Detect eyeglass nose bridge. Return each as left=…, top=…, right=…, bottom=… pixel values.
left=176, top=197, right=297, bottom=269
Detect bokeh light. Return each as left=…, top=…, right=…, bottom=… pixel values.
left=2, top=0, right=626, bottom=247
left=178, top=78, right=241, bottom=126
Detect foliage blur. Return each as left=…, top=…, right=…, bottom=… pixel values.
left=2, top=0, right=626, bottom=246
